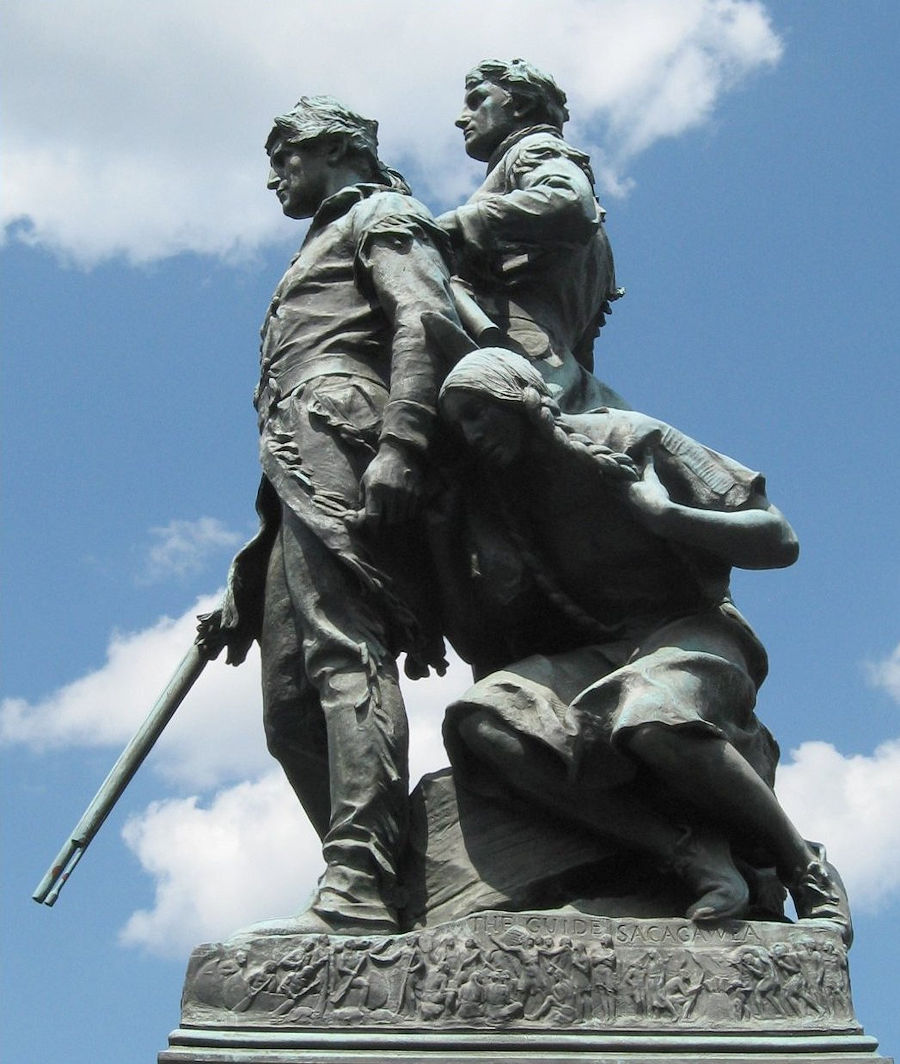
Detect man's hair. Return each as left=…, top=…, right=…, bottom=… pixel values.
left=266, top=95, right=378, bottom=164
left=465, top=58, right=569, bottom=130
left=265, top=95, right=410, bottom=191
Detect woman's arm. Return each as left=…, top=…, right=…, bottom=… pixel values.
left=627, top=452, right=799, bottom=570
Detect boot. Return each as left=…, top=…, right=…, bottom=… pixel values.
left=666, top=824, right=749, bottom=923
left=788, top=841, right=853, bottom=947
left=228, top=867, right=398, bottom=940
left=308, top=864, right=399, bottom=935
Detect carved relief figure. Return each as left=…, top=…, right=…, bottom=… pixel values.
left=273, top=941, right=328, bottom=1020
left=770, top=942, right=822, bottom=1016
left=198, top=96, right=464, bottom=936
left=589, top=934, right=618, bottom=1021
left=817, top=939, right=850, bottom=1006
left=418, top=959, right=454, bottom=1019
left=483, top=969, right=524, bottom=1022
left=659, top=957, right=704, bottom=1020
left=732, top=945, right=787, bottom=1019
left=437, top=58, right=625, bottom=411
left=434, top=349, right=852, bottom=945
left=561, top=937, right=593, bottom=1020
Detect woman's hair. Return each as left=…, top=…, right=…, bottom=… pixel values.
left=440, top=349, right=639, bottom=484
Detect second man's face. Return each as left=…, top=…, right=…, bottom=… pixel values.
left=455, top=81, right=523, bottom=162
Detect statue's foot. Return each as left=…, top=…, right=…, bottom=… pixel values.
left=228, top=906, right=397, bottom=940
left=669, top=826, right=749, bottom=924
left=226, top=869, right=400, bottom=941
left=789, top=841, right=853, bottom=947
left=737, top=861, right=787, bottom=920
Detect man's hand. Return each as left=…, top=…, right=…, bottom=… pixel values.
left=435, top=210, right=463, bottom=248
left=404, top=653, right=449, bottom=681
left=356, top=441, right=425, bottom=528
left=195, top=608, right=255, bottom=666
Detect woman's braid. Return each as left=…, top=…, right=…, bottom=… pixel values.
left=501, top=521, right=629, bottom=640
left=522, top=387, right=640, bottom=486
left=488, top=388, right=639, bottom=639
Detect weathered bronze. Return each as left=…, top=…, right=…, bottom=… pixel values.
left=159, top=58, right=887, bottom=1064
left=187, top=71, right=854, bottom=957
left=179, top=915, right=856, bottom=1031
left=436, top=58, right=626, bottom=412
left=431, top=348, right=851, bottom=946
left=198, top=95, right=465, bottom=938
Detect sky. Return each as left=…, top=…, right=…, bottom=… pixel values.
left=2, top=2, right=898, bottom=1060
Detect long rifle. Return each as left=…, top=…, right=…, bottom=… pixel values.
left=32, top=642, right=208, bottom=906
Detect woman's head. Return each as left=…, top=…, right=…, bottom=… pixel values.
left=439, top=349, right=559, bottom=466
left=440, top=348, right=640, bottom=485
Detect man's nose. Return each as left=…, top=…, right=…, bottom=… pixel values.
left=455, top=110, right=469, bottom=129
left=267, top=167, right=279, bottom=189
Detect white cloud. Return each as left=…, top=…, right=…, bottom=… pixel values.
left=0, top=593, right=222, bottom=750
left=115, top=625, right=467, bottom=957
left=119, top=771, right=319, bottom=956
left=116, top=671, right=460, bottom=957
left=117, top=728, right=460, bottom=958
left=140, top=518, right=243, bottom=584
left=776, top=739, right=900, bottom=912
left=866, top=642, right=900, bottom=703
left=2, top=0, right=782, bottom=264
left=0, top=586, right=466, bottom=786
left=6, top=591, right=898, bottom=948
left=0, top=587, right=466, bottom=954
left=0, top=591, right=270, bottom=789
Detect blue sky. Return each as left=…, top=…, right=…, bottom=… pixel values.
left=2, top=2, right=898, bottom=1060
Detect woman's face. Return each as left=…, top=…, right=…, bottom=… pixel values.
left=441, top=390, right=527, bottom=467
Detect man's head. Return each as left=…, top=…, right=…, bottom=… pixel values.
left=456, top=58, right=569, bottom=161
left=265, top=96, right=383, bottom=218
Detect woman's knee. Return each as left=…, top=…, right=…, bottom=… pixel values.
left=621, top=722, right=670, bottom=759
left=456, top=708, right=498, bottom=757
left=623, top=722, right=727, bottom=777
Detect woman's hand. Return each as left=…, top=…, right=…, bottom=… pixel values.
left=625, top=451, right=671, bottom=532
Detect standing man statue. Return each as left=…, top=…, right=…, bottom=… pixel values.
left=436, top=58, right=626, bottom=411
left=198, top=96, right=463, bottom=936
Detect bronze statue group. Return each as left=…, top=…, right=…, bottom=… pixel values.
left=196, top=59, right=851, bottom=948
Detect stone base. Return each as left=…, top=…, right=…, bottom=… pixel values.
left=160, top=1027, right=890, bottom=1063
left=160, top=912, right=891, bottom=1063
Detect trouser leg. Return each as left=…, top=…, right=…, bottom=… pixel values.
left=261, top=531, right=331, bottom=840
left=263, top=505, right=409, bottom=924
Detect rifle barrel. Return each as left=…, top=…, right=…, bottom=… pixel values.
left=32, top=643, right=207, bottom=906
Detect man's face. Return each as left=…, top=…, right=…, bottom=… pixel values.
left=441, top=390, right=526, bottom=467
left=267, top=138, right=332, bottom=219
left=455, top=81, right=523, bottom=161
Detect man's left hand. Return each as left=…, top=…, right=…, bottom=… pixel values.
left=356, top=441, right=425, bottom=528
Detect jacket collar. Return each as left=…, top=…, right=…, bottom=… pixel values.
left=308, top=181, right=392, bottom=233
left=486, top=124, right=562, bottom=173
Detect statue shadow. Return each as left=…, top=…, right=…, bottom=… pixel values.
left=401, top=768, right=694, bottom=930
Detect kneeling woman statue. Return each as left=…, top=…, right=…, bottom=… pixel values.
left=432, top=348, right=851, bottom=944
